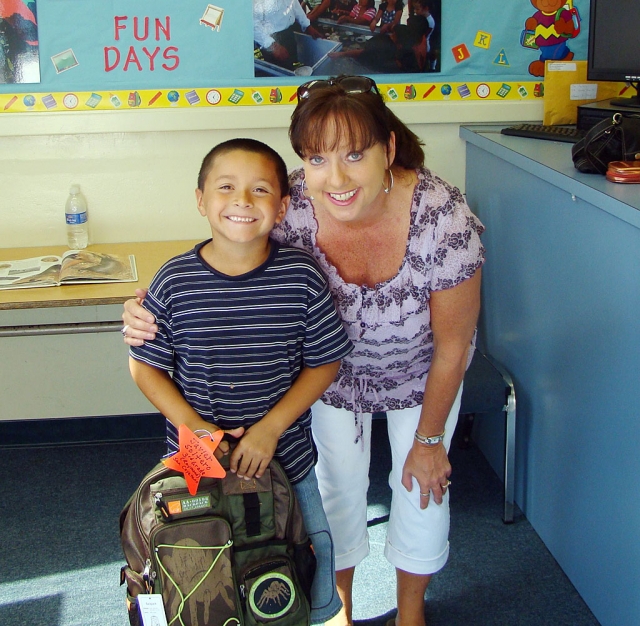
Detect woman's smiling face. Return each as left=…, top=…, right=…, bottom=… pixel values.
left=302, top=124, right=396, bottom=224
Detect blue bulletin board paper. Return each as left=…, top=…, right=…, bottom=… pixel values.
left=14, top=0, right=252, bottom=91
left=1, top=0, right=593, bottom=110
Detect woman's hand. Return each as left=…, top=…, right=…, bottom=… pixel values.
left=401, top=441, right=451, bottom=509
left=122, top=288, right=158, bottom=346
left=403, top=269, right=482, bottom=509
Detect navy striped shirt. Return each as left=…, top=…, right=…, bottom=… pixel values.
left=130, top=239, right=353, bottom=483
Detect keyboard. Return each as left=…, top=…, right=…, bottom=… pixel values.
left=501, top=124, right=586, bottom=143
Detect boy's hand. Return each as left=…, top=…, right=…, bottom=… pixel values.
left=215, top=426, right=245, bottom=458
left=185, top=423, right=244, bottom=460
left=229, top=422, right=279, bottom=480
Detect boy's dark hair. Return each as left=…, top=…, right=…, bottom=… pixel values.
left=197, top=138, right=289, bottom=198
left=289, top=81, right=425, bottom=170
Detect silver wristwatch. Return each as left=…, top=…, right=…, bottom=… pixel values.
left=414, top=430, right=445, bottom=446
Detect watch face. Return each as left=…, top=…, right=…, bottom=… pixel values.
left=63, top=93, right=79, bottom=109
left=476, top=83, right=490, bottom=99
left=206, top=89, right=221, bottom=105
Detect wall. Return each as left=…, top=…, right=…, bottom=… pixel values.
left=0, top=305, right=157, bottom=419
left=0, top=99, right=542, bottom=422
left=0, top=1, right=588, bottom=100
left=0, top=100, right=542, bottom=249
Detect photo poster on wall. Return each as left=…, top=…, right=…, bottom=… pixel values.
left=0, top=0, right=593, bottom=112
left=254, top=0, right=442, bottom=77
left=0, top=0, right=40, bottom=84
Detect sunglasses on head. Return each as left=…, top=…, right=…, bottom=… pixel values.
left=297, top=76, right=379, bottom=101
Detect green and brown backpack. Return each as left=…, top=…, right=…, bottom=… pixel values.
left=119, top=451, right=315, bottom=626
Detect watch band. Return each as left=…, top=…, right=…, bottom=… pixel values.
left=414, top=430, right=445, bottom=446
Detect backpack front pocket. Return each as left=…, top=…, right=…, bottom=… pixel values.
left=240, top=552, right=310, bottom=625
left=151, top=516, right=242, bottom=626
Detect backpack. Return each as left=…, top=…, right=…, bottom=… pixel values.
left=119, top=450, right=316, bottom=626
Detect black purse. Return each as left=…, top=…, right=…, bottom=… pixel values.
left=572, top=112, right=640, bottom=175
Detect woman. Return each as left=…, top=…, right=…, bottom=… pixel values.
left=122, top=76, right=484, bottom=626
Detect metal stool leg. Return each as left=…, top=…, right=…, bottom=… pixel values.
left=484, top=353, right=517, bottom=524
left=503, top=393, right=516, bottom=523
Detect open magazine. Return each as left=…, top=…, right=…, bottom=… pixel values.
left=0, top=250, right=137, bottom=290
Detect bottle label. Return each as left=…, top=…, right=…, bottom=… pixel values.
left=66, top=212, right=87, bottom=225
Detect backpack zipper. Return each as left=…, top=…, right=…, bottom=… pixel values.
left=142, top=558, right=156, bottom=593
left=154, top=492, right=170, bottom=519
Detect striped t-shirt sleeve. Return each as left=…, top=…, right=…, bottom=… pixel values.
left=129, top=260, right=179, bottom=372
left=301, top=263, right=353, bottom=367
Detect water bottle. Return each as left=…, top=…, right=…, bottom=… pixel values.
left=65, top=184, right=89, bottom=249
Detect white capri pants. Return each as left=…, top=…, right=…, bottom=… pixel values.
left=311, top=385, right=462, bottom=575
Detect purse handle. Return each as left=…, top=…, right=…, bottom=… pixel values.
left=572, top=112, right=639, bottom=173
left=583, top=113, right=620, bottom=150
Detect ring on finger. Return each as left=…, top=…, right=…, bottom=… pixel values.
left=420, top=492, right=430, bottom=497
left=441, top=479, right=451, bottom=489
left=121, top=324, right=130, bottom=337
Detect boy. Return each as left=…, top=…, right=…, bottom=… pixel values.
left=129, top=138, right=352, bottom=625
left=395, top=0, right=436, bottom=71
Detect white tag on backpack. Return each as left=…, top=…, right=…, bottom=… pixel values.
left=138, top=594, right=168, bottom=626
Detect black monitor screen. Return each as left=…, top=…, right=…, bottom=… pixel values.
left=588, top=0, right=640, bottom=82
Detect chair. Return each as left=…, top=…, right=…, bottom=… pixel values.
left=459, top=349, right=517, bottom=523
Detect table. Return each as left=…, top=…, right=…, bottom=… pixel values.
left=0, top=240, right=197, bottom=336
left=0, top=240, right=198, bottom=309
left=0, top=240, right=198, bottom=421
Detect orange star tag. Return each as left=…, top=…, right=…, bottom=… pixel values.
left=162, top=425, right=226, bottom=495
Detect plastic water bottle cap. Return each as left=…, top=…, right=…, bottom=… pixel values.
left=69, top=184, right=80, bottom=194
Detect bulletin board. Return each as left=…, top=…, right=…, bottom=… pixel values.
left=0, top=0, right=593, bottom=113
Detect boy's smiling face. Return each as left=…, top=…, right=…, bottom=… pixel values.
left=196, top=149, right=289, bottom=246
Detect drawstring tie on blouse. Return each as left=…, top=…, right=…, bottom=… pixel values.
left=336, top=373, right=381, bottom=448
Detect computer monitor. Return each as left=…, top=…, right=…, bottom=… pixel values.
left=587, top=0, right=640, bottom=108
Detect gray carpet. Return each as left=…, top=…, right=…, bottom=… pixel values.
left=0, top=421, right=600, bottom=625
